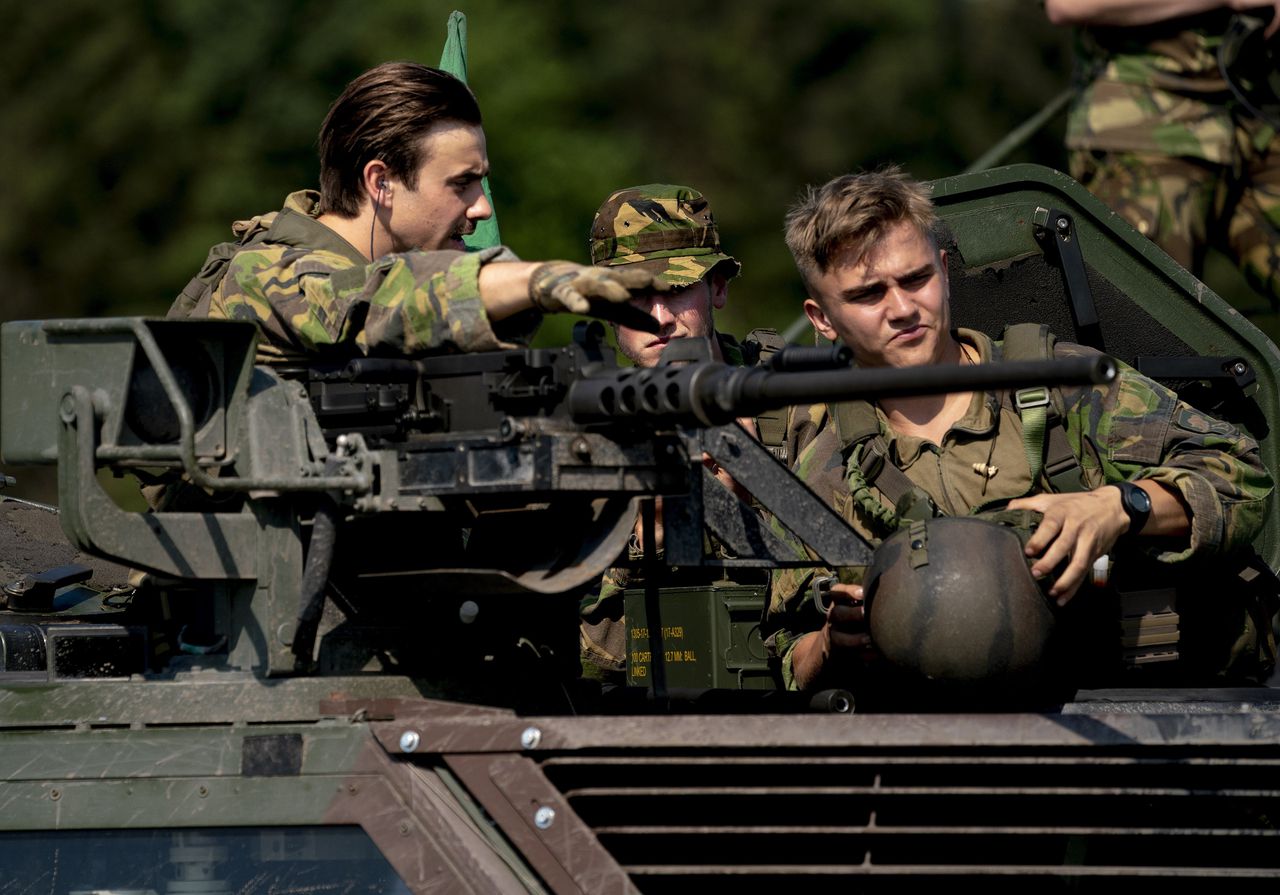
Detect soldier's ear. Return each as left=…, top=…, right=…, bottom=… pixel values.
left=363, top=160, right=392, bottom=207
left=803, top=297, right=836, bottom=342
left=708, top=273, right=728, bottom=310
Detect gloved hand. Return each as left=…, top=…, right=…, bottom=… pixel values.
left=528, top=261, right=667, bottom=314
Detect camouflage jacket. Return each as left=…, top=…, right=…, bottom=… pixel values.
left=188, top=191, right=539, bottom=364
left=1066, top=11, right=1272, bottom=163
left=766, top=328, right=1273, bottom=687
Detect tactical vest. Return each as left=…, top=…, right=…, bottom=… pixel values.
left=166, top=214, right=279, bottom=321
left=829, top=323, right=1086, bottom=526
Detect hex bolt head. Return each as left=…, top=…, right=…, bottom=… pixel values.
left=399, top=730, right=420, bottom=753
left=521, top=726, right=542, bottom=750
left=1055, top=216, right=1070, bottom=234
left=534, top=806, right=556, bottom=830
left=1233, top=362, right=1248, bottom=377
left=459, top=600, right=480, bottom=624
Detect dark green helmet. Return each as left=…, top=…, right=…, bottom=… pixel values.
left=863, top=512, right=1059, bottom=702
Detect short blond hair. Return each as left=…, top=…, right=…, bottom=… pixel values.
left=784, top=166, right=938, bottom=287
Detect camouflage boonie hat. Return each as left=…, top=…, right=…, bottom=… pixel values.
left=589, top=184, right=741, bottom=287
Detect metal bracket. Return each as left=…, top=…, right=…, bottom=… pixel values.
left=683, top=424, right=875, bottom=569
left=1133, top=355, right=1257, bottom=402
left=1033, top=207, right=1105, bottom=351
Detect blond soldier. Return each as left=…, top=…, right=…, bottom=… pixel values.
left=767, top=167, right=1274, bottom=692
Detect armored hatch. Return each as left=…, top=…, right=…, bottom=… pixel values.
left=934, top=162, right=1280, bottom=571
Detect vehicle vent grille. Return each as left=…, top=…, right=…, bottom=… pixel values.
left=540, top=748, right=1280, bottom=892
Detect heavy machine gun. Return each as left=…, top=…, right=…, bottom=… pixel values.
left=1, top=314, right=1113, bottom=684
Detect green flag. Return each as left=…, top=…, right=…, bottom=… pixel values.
left=439, top=10, right=502, bottom=250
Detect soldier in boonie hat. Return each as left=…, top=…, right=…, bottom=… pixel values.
left=589, top=184, right=742, bottom=367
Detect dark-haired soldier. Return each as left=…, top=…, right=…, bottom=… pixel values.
left=171, top=62, right=660, bottom=361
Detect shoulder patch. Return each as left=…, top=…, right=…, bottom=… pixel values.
left=1175, top=406, right=1237, bottom=437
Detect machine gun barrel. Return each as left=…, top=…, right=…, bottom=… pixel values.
left=568, top=355, right=1117, bottom=426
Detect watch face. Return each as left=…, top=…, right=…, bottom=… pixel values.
left=1130, top=486, right=1152, bottom=513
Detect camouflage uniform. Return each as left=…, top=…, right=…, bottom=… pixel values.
left=766, top=328, right=1274, bottom=689
left=173, top=190, right=538, bottom=363
left=1066, top=11, right=1280, bottom=301
left=579, top=184, right=755, bottom=682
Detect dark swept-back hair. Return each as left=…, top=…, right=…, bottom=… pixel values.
left=784, top=165, right=937, bottom=290
left=317, top=62, right=482, bottom=217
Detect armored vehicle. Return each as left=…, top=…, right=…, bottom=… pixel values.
left=0, top=165, right=1277, bottom=893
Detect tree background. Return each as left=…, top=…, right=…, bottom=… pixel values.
left=0, top=0, right=1270, bottom=501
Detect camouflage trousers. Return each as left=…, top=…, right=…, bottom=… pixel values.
left=1070, top=136, right=1280, bottom=306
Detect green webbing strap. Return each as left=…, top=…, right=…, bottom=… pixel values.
left=741, top=329, right=789, bottom=461
left=906, top=519, right=930, bottom=569
left=1001, top=323, right=1087, bottom=494
left=1015, top=386, right=1050, bottom=487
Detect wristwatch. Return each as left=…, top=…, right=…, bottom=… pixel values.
left=1115, top=481, right=1152, bottom=536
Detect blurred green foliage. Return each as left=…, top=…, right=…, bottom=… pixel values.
left=1, top=0, right=1076, bottom=345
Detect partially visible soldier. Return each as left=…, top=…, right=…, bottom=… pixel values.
left=170, top=62, right=661, bottom=361
left=766, top=166, right=1275, bottom=695
left=578, top=184, right=777, bottom=683
left=1045, top=1, right=1280, bottom=304
left=590, top=184, right=743, bottom=368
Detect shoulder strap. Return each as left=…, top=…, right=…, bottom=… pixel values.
left=743, top=329, right=790, bottom=461
left=166, top=215, right=277, bottom=320
left=1000, top=323, right=1087, bottom=493
left=830, top=400, right=920, bottom=510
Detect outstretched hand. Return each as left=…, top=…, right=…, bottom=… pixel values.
left=528, top=261, right=668, bottom=314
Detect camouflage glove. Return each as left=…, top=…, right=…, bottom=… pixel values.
left=528, top=261, right=665, bottom=314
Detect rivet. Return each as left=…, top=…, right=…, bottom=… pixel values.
left=399, top=731, right=420, bottom=753
left=534, top=806, right=556, bottom=829
left=520, top=726, right=542, bottom=750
